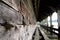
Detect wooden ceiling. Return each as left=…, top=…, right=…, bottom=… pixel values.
left=32, top=0, right=60, bottom=21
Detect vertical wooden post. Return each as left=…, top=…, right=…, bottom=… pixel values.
left=50, top=14, right=53, bottom=37
left=50, top=15, right=52, bottom=27
left=57, top=10, right=60, bottom=40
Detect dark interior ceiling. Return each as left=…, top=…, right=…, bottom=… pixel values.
left=32, top=0, right=60, bottom=22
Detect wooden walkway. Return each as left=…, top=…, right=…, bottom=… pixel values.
left=32, top=26, right=50, bottom=40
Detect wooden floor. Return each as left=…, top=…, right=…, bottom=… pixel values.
left=32, top=27, right=45, bottom=40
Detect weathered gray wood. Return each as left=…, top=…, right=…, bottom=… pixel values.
left=0, top=2, right=23, bottom=25
left=2, top=0, right=20, bottom=11
left=0, top=0, right=37, bottom=40
left=39, top=26, right=51, bottom=40
left=57, top=10, right=60, bottom=40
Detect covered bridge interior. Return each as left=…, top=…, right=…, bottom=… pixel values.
left=32, top=0, right=60, bottom=21
left=0, top=0, right=60, bottom=40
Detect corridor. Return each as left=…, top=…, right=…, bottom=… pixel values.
left=0, top=0, right=59, bottom=40
left=32, top=27, right=45, bottom=40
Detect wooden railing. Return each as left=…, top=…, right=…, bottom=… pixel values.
left=40, top=25, right=58, bottom=35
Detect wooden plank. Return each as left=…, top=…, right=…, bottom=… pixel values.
left=39, top=26, right=51, bottom=40
left=2, top=0, right=19, bottom=11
